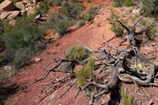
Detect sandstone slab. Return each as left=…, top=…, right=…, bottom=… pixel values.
left=0, top=0, right=15, bottom=11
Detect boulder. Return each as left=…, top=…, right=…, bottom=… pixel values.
left=20, top=10, right=26, bottom=15
left=132, top=9, right=140, bottom=14
left=35, top=14, right=41, bottom=20
left=34, top=57, right=42, bottom=62
left=9, top=19, right=16, bottom=26
left=0, top=11, right=11, bottom=19
left=4, top=66, right=12, bottom=72
left=33, top=0, right=43, bottom=5
left=0, top=0, right=15, bottom=11
left=15, top=2, right=25, bottom=10
left=23, top=0, right=33, bottom=4
left=26, top=6, right=34, bottom=15
left=7, top=11, right=20, bottom=19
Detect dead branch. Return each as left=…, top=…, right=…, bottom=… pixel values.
left=29, top=15, right=158, bottom=105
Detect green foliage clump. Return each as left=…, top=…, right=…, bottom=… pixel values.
left=80, top=11, right=94, bottom=21
left=112, top=0, right=124, bottom=7
left=112, top=0, right=134, bottom=7
left=0, top=70, right=8, bottom=80
left=124, top=0, right=133, bottom=7
left=75, top=58, right=95, bottom=87
left=86, top=0, right=92, bottom=3
left=1, top=14, right=47, bottom=69
left=119, top=86, right=136, bottom=105
left=61, top=1, right=83, bottom=19
left=53, top=0, right=65, bottom=6
left=48, top=13, right=73, bottom=36
left=34, top=1, right=52, bottom=16
left=65, top=45, right=89, bottom=61
left=107, top=9, right=125, bottom=36
left=140, top=0, right=158, bottom=17
left=76, top=20, right=86, bottom=28
left=13, top=48, right=35, bottom=69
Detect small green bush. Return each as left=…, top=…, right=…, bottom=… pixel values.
left=110, top=25, right=123, bottom=37
left=65, top=45, right=90, bottom=61
left=86, top=0, right=92, bottom=3
left=0, top=70, right=8, bottom=80
left=34, top=1, right=52, bottom=16
left=13, top=48, right=34, bottom=69
left=61, top=1, right=83, bottom=19
left=112, top=0, right=124, bottom=7
left=124, top=0, right=133, bottom=7
left=108, top=9, right=125, bottom=36
left=75, top=58, right=95, bottom=87
left=53, top=0, right=65, bottom=6
left=119, top=86, right=136, bottom=105
left=76, top=20, right=86, bottom=28
left=80, top=11, right=94, bottom=21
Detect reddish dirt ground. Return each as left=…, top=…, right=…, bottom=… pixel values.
left=2, top=0, right=158, bottom=105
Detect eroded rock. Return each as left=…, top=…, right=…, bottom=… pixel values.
left=7, top=11, right=20, bottom=19
left=15, top=2, right=25, bottom=10
left=0, top=0, right=15, bottom=11
left=0, top=11, right=11, bottom=19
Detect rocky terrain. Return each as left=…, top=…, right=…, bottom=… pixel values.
left=1, top=0, right=158, bottom=105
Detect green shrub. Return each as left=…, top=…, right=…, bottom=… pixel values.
left=80, top=11, right=94, bottom=21
left=112, top=0, right=124, bottom=7
left=75, top=58, right=95, bottom=87
left=0, top=70, right=8, bottom=80
left=52, top=16, right=72, bottom=35
left=76, top=20, right=86, bottom=28
left=34, top=1, right=52, bottom=16
left=65, top=45, right=90, bottom=61
left=110, top=25, right=123, bottom=37
left=119, top=86, right=136, bottom=105
left=13, top=48, right=34, bottom=69
left=1, top=14, right=47, bottom=69
left=61, top=1, right=83, bottom=19
left=53, top=0, right=65, bottom=6
left=108, top=9, right=125, bottom=36
left=140, top=0, right=158, bottom=16
left=86, top=0, right=91, bottom=3
left=124, top=0, right=133, bottom=7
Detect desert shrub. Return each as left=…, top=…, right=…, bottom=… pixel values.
left=140, top=18, right=152, bottom=26
left=75, top=58, right=95, bottom=87
left=119, top=86, right=136, bottom=105
left=80, top=11, right=94, bottom=21
left=124, top=0, right=133, bottom=7
left=0, top=70, right=8, bottom=80
left=110, top=25, right=123, bottom=37
left=112, top=0, right=124, bottom=7
left=1, top=14, right=47, bottom=69
left=34, top=1, right=52, bottom=16
left=65, top=45, right=90, bottom=61
left=107, top=9, right=125, bottom=36
left=53, top=0, right=65, bottom=6
left=140, top=0, right=158, bottom=17
left=13, top=47, right=35, bottom=69
left=86, top=0, right=91, bottom=3
left=61, top=1, right=83, bottom=19
left=76, top=20, right=86, bottom=28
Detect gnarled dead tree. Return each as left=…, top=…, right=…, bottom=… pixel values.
left=30, top=16, right=158, bottom=104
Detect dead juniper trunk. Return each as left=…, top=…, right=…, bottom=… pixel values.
left=29, top=16, right=157, bottom=105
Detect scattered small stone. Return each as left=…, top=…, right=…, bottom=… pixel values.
left=0, top=0, right=15, bottom=11
left=4, top=66, right=12, bottom=72
left=52, top=51, right=57, bottom=55
left=35, top=14, right=41, bottom=20
left=34, top=57, right=42, bottom=63
left=55, top=42, right=60, bottom=47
